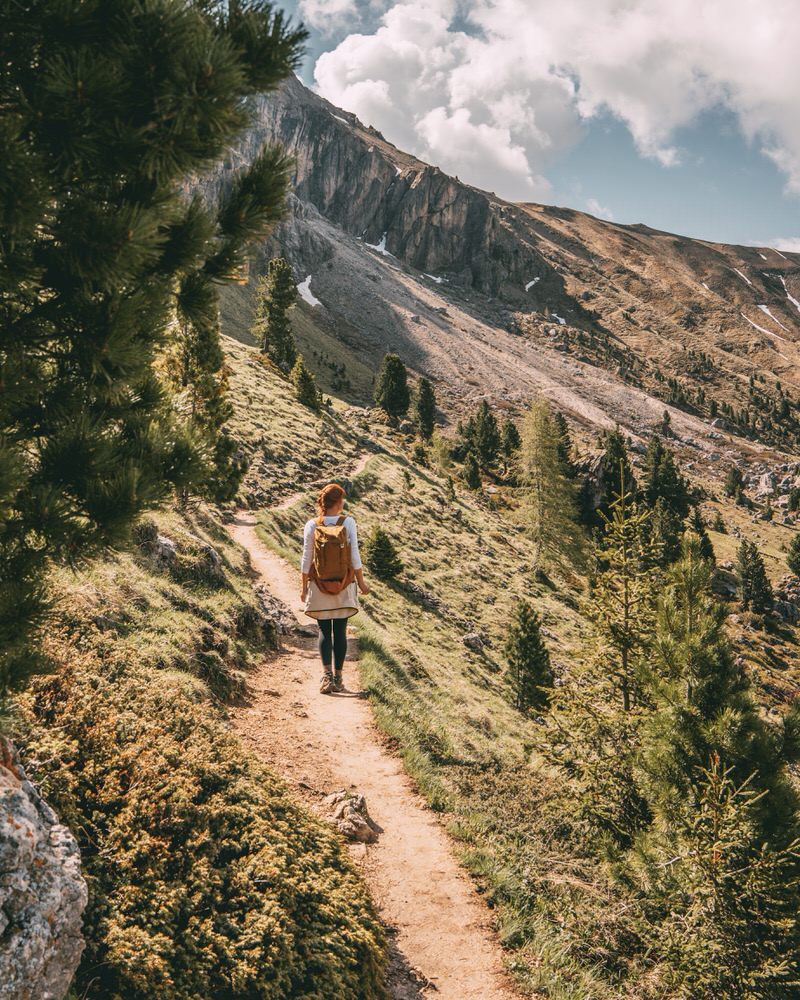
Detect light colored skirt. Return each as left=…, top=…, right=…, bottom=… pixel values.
left=304, top=580, right=360, bottom=620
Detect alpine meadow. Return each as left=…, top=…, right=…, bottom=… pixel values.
left=3, top=3, right=800, bottom=1000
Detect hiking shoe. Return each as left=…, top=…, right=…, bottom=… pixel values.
left=332, top=671, right=344, bottom=693
left=320, top=672, right=334, bottom=695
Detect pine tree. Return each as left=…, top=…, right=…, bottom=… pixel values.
left=291, top=357, right=321, bottom=412
left=504, top=602, right=553, bottom=713
left=500, top=418, right=521, bottom=471
left=642, top=435, right=691, bottom=518
left=517, top=399, right=585, bottom=575
left=552, top=410, right=574, bottom=471
left=363, top=527, right=403, bottom=580
left=474, top=400, right=501, bottom=468
left=639, top=756, right=800, bottom=997
left=640, top=535, right=791, bottom=827
left=633, top=538, right=800, bottom=991
left=725, top=465, right=745, bottom=498
left=711, top=509, right=727, bottom=533
left=463, top=452, right=481, bottom=490
left=254, top=258, right=298, bottom=369
left=413, top=378, right=436, bottom=441
left=646, top=497, right=683, bottom=568
left=597, top=428, right=637, bottom=520
left=589, top=471, right=657, bottom=711
left=374, top=354, right=410, bottom=421
left=0, top=1, right=304, bottom=704
left=688, top=507, right=715, bottom=563
left=737, top=539, right=774, bottom=614
left=788, top=534, right=800, bottom=576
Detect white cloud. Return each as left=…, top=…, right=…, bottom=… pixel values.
left=311, top=0, right=800, bottom=202
left=298, top=0, right=359, bottom=33
left=586, top=198, right=614, bottom=221
left=770, top=238, right=800, bottom=253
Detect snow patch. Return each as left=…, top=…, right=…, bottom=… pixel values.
left=759, top=253, right=768, bottom=261
left=365, top=233, right=393, bottom=257
left=701, top=281, right=710, bottom=290
left=741, top=311, right=784, bottom=341
left=552, top=313, right=567, bottom=325
left=525, top=277, right=540, bottom=291
left=781, top=276, right=800, bottom=315
left=731, top=267, right=752, bottom=286
left=758, top=304, right=790, bottom=332
left=367, top=146, right=374, bottom=153
left=332, top=114, right=348, bottom=124
left=424, top=273, right=444, bottom=284
left=775, top=248, right=788, bottom=260
left=395, top=165, right=402, bottom=176
left=297, top=275, right=321, bottom=308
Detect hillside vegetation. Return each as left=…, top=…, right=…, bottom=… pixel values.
left=231, top=333, right=800, bottom=998
left=17, top=502, right=387, bottom=1000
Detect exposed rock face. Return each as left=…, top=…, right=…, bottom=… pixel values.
left=208, top=76, right=558, bottom=300
left=0, top=738, right=87, bottom=1000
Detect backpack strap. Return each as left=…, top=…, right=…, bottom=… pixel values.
left=336, top=514, right=347, bottom=525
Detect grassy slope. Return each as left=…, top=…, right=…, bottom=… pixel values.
left=220, top=282, right=374, bottom=401
left=18, top=493, right=388, bottom=998
left=230, top=338, right=800, bottom=997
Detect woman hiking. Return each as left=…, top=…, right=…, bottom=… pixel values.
left=301, top=483, right=370, bottom=694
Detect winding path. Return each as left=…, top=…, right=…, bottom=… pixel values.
left=227, top=476, right=520, bottom=999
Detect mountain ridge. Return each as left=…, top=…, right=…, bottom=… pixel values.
left=211, top=76, right=800, bottom=472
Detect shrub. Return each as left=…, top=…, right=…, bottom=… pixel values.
left=788, top=534, right=800, bottom=576
left=363, top=527, right=403, bottom=580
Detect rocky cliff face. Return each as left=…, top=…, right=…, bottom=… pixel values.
left=214, top=76, right=559, bottom=301
left=0, top=738, right=86, bottom=1000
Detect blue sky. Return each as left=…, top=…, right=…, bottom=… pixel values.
left=280, top=0, right=800, bottom=248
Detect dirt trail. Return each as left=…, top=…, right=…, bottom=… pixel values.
left=228, top=482, right=520, bottom=999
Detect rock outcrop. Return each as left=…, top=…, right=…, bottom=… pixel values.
left=0, top=738, right=86, bottom=1000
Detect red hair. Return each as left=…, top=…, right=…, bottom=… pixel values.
left=316, top=483, right=346, bottom=518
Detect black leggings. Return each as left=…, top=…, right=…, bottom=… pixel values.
left=318, top=618, right=348, bottom=671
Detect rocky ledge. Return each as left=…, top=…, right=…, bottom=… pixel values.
left=0, top=738, right=87, bottom=1000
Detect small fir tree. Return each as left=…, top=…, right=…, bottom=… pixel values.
left=710, top=509, right=727, bottom=533
left=474, top=400, right=501, bottom=469
left=725, top=465, right=745, bottom=498
left=552, top=410, right=574, bottom=472
left=413, top=378, right=436, bottom=441
left=597, top=428, right=637, bottom=521
left=504, top=601, right=553, bottom=713
left=463, top=452, right=481, bottom=490
left=291, top=357, right=321, bottom=412
left=737, top=539, right=774, bottom=614
left=688, top=507, right=715, bottom=563
left=500, top=417, right=521, bottom=472
left=788, top=534, right=800, bottom=576
left=517, top=399, right=585, bottom=575
left=374, top=353, right=410, bottom=421
left=254, top=258, right=298, bottom=369
left=646, top=497, right=684, bottom=568
left=639, top=756, right=800, bottom=997
left=363, top=527, right=403, bottom=580
left=642, top=435, right=691, bottom=518
left=589, top=470, right=657, bottom=711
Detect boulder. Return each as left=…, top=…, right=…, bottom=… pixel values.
left=462, top=632, right=485, bottom=652
left=0, top=738, right=87, bottom=1000
left=324, top=790, right=381, bottom=843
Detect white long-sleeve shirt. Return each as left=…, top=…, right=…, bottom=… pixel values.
left=301, top=515, right=363, bottom=574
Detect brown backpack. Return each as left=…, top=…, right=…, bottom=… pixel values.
left=311, top=514, right=355, bottom=594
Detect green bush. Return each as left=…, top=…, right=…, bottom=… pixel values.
left=363, top=527, right=403, bottom=580
left=22, top=641, right=387, bottom=1000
